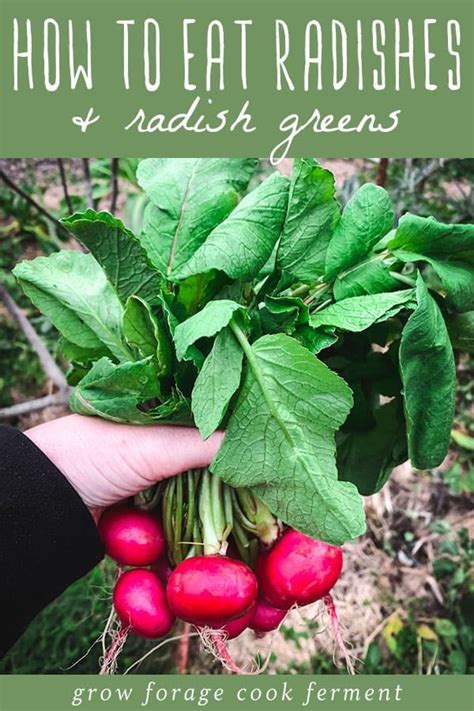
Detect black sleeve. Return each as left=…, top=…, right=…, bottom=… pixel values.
left=0, top=425, right=104, bottom=658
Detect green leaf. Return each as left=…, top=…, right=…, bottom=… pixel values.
left=294, top=326, right=338, bottom=354
left=388, top=213, right=474, bottom=312
left=444, top=462, right=474, bottom=495
left=259, top=295, right=308, bottom=335
left=333, top=260, right=400, bottom=300
left=156, top=290, right=181, bottom=335
left=212, top=333, right=365, bottom=545
left=192, top=328, right=243, bottom=439
left=62, top=210, right=160, bottom=303
left=174, top=300, right=247, bottom=362
left=14, top=252, right=131, bottom=362
left=70, top=356, right=161, bottom=423
left=276, top=159, right=340, bottom=280
left=310, top=289, right=416, bottom=332
left=337, top=400, right=407, bottom=495
left=451, top=429, right=474, bottom=452
left=434, top=618, right=457, bottom=639
left=433, top=557, right=457, bottom=578
left=447, top=311, right=474, bottom=353
left=58, top=337, right=108, bottom=365
left=177, top=271, right=228, bottom=316
left=148, top=390, right=191, bottom=423
left=156, top=290, right=204, bottom=369
left=137, top=158, right=256, bottom=277
left=325, top=184, right=394, bottom=280
left=343, top=348, right=402, bottom=399
left=123, top=296, right=172, bottom=376
left=431, top=520, right=452, bottom=535
left=400, top=275, right=456, bottom=469
left=175, top=173, right=290, bottom=282
left=448, top=649, right=467, bottom=674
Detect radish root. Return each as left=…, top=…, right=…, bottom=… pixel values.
left=323, top=594, right=358, bottom=675
left=197, top=627, right=274, bottom=675
left=123, top=633, right=199, bottom=675
left=99, top=612, right=129, bottom=675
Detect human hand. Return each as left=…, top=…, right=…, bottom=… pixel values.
left=25, top=414, right=223, bottom=523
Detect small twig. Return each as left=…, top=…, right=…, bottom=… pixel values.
left=425, top=575, right=444, bottom=605
left=414, top=159, right=447, bottom=192
left=0, top=392, right=70, bottom=420
left=0, top=169, right=66, bottom=234
left=83, top=158, right=94, bottom=209
left=0, top=284, right=71, bottom=420
left=110, top=158, right=119, bottom=215
left=57, top=159, right=74, bottom=215
left=0, top=284, right=67, bottom=390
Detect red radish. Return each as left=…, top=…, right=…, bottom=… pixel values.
left=256, top=529, right=342, bottom=609
left=99, top=506, right=165, bottom=566
left=219, top=606, right=255, bottom=640
left=113, top=569, right=175, bottom=639
left=167, top=556, right=258, bottom=627
left=250, top=597, right=287, bottom=632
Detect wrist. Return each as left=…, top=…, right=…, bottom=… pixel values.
left=24, top=421, right=100, bottom=526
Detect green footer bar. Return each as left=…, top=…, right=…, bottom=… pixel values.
left=0, top=675, right=472, bottom=711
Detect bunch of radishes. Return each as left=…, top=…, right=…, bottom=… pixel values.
left=99, top=471, right=343, bottom=654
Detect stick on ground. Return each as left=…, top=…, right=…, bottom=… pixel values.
left=0, top=393, right=70, bottom=420
left=0, top=284, right=67, bottom=390
left=0, top=284, right=71, bottom=420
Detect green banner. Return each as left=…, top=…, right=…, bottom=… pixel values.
left=0, top=0, right=473, bottom=159
left=0, top=675, right=473, bottom=711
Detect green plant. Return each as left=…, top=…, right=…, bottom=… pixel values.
left=12, top=158, right=474, bottom=549
left=361, top=527, right=474, bottom=675
left=354, top=159, right=474, bottom=224
left=444, top=353, right=474, bottom=495
left=0, top=319, right=45, bottom=407
left=91, top=158, right=141, bottom=189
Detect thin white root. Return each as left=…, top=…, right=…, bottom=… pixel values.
left=323, top=595, right=359, bottom=675
left=197, top=627, right=275, bottom=675
left=123, top=633, right=199, bottom=675
left=99, top=613, right=129, bottom=675
left=198, top=628, right=253, bottom=674
left=101, top=607, right=116, bottom=662
left=60, top=634, right=102, bottom=671
left=60, top=575, right=116, bottom=671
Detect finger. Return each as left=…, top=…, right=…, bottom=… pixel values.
left=129, top=424, right=224, bottom=481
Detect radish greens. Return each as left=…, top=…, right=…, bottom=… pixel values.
left=13, top=157, right=474, bottom=546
